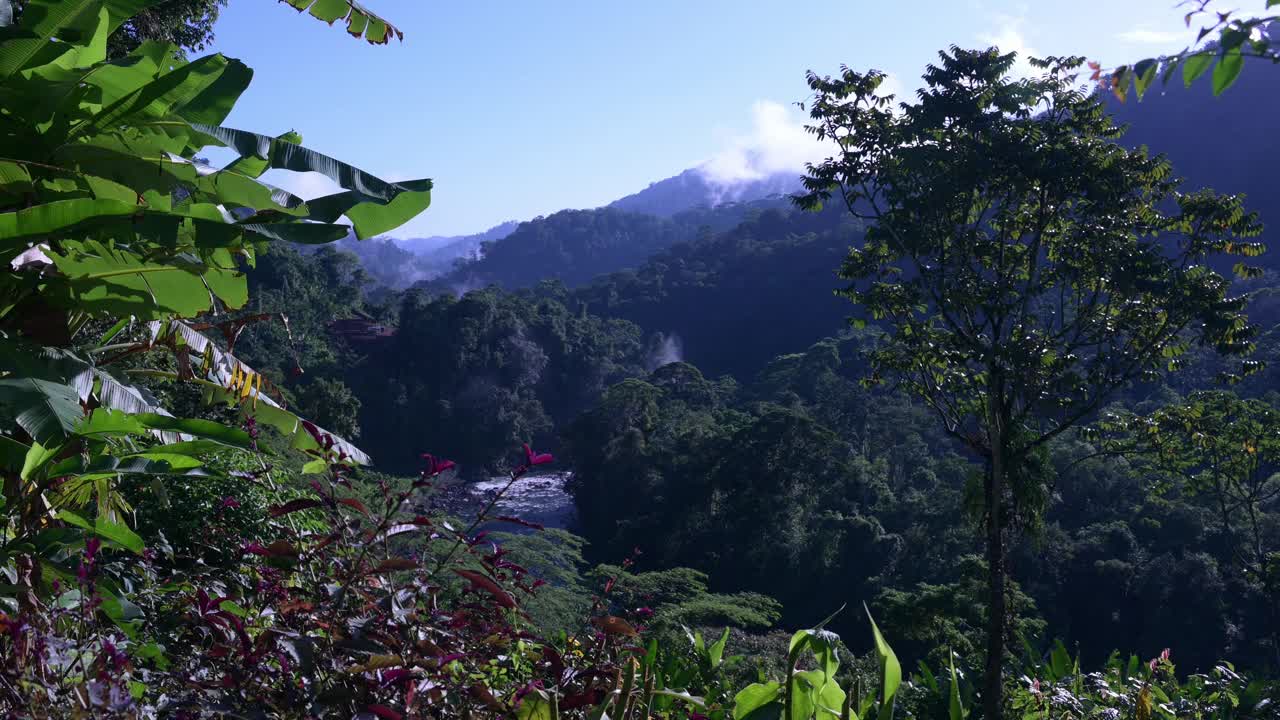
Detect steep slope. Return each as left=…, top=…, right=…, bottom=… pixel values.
left=607, top=168, right=801, bottom=217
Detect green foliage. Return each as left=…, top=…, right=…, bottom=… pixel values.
left=731, top=609, right=902, bottom=720
left=1006, top=647, right=1276, bottom=719
left=353, top=284, right=646, bottom=473
left=567, top=342, right=970, bottom=638
left=1092, top=390, right=1280, bottom=660
left=572, top=203, right=862, bottom=378
left=293, top=376, right=361, bottom=440
left=1107, top=1, right=1280, bottom=99
left=798, top=46, right=1265, bottom=717
left=592, top=564, right=783, bottom=632
left=873, top=556, right=1046, bottom=670
left=281, top=0, right=404, bottom=45
left=0, top=0, right=429, bottom=709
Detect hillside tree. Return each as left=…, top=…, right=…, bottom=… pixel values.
left=798, top=47, right=1265, bottom=718
left=1096, top=390, right=1280, bottom=667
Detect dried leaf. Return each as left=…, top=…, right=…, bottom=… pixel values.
left=591, top=615, right=639, bottom=637
left=369, top=557, right=417, bottom=574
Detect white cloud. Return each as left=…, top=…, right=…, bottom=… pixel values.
left=978, top=14, right=1039, bottom=79
left=697, top=70, right=912, bottom=185
left=1116, top=28, right=1182, bottom=45
left=699, top=100, right=822, bottom=184
left=877, top=72, right=910, bottom=108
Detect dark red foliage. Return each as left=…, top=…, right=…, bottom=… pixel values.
left=453, top=569, right=517, bottom=609
left=522, top=443, right=554, bottom=467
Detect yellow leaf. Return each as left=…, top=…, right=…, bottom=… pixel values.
left=1136, top=685, right=1153, bottom=720
left=347, top=654, right=403, bottom=673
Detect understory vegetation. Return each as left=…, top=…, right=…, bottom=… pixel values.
left=3, top=0, right=1280, bottom=718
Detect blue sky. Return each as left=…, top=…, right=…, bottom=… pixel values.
left=207, top=1, right=1200, bottom=238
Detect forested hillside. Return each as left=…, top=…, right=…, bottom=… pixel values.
left=427, top=197, right=792, bottom=291
left=4, top=0, right=1280, bottom=718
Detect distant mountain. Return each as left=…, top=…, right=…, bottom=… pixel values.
left=325, top=167, right=803, bottom=293
left=608, top=168, right=801, bottom=217
left=395, top=221, right=520, bottom=259
left=426, top=196, right=792, bottom=292
left=407, top=167, right=804, bottom=292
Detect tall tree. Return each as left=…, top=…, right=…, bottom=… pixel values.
left=798, top=48, right=1265, bottom=718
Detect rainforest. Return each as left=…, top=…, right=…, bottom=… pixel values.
left=1, top=1, right=1279, bottom=718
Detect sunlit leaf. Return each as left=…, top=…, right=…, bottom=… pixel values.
left=1213, top=48, right=1244, bottom=96
left=1182, top=52, right=1213, bottom=87
left=282, top=0, right=403, bottom=44
left=56, top=509, right=144, bottom=554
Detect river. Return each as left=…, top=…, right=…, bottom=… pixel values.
left=455, top=472, right=576, bottom=531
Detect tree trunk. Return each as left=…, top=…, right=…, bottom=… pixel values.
left=984, top=396, right=1007, bottom=720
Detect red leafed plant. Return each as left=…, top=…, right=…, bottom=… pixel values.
left=0, top=431, right=696, bottom=717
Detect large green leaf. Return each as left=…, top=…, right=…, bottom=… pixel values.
left=45, top=453, right=209, bottom=486
left=69, top=53, right=250, bottom=140
left=221, top=130, right=301, bottom=179
left=53, top=142, right=200, bottom=196
left=948, top=651, right=964, bottom=720
left=192, top=124, right=413, bottom=202
left=708, top=627, right=730, bottom=669
left=56, top=509, right=144, bottom=553
left=282, top=0, right=403, bottom=44
left=77, top=41, right=181, bottom=109
left=0, top=341, right=186, bottom=447
left=733, top=682, right=782, bottom=720
left=72, top=409, right=250, bottom=450
left=0, top=376, right=83, bottom=445
left=177, top=56, right=254, bottom=126
left=50, top=239, right=245, bottom=318
left=0, top=198, right=138, bottom=245
left=21, top=440, right=58, bottom=481
left=134, top=414, right=252, bottom=449
left=74, top=407, right=146, bottom=436
left=195, top=169, right=307, bottom=216
left=305, top=178, right=432, bottom=239
left=865, top=605, right=901, bottom=720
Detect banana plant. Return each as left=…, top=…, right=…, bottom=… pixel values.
left=0, top=0, right=430, bottom=562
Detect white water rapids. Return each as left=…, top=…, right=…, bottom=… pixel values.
left=460, top=472, right=576, bottom=531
